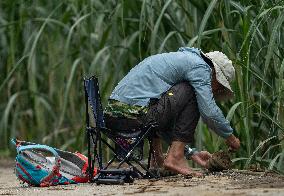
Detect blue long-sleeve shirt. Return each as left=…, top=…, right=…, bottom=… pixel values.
left=110, top=47, right=233, bottom=138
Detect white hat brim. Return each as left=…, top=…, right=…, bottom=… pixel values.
left=201, top=51, right=234, bottom=95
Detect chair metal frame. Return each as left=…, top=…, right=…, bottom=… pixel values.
left=84, top=76, right=158, bottom=182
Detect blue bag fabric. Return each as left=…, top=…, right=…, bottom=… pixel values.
left=12, top=139, right=92, bottom=187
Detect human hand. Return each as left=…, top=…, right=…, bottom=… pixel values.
left=225, top=134, right=240, bottom=151
left=191, top=151, right=212, bottom=168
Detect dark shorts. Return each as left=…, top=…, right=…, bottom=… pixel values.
left=142, top=82, right=200, bottom=144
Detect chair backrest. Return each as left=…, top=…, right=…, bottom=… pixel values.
left=84, top=76, right=105, bottom=129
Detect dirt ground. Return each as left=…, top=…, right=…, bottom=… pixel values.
left=1, top=159, right=284, bottom=196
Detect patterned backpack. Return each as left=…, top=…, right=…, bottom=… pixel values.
left=12, top=139, right=97, bottom=187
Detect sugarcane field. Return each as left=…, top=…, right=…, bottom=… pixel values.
left=0, top=0, right=284, bottom=195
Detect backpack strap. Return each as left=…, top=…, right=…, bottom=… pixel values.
left=11, top=138, right=37, bottom=147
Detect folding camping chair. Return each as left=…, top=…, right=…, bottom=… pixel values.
left=84, top=76, right=158, bottom=183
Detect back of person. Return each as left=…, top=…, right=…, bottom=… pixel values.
left=110, top=47, right=207, bottom=107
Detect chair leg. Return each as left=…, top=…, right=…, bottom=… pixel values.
left=87, top=128, right=102, bottom=182
left=87, top=129, right=95, bottom=182
left=104, top=157, right=115, bottom=170
left=100, top=138, right=145, bottom=177
left=98, top=131, right=103, bottom=169
left=115, top=128, right=158, bottom=178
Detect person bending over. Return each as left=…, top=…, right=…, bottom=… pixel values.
left=104, top=47, right=240, bottom=177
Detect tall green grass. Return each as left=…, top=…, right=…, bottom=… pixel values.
left=0, top=0, right=283, bottom=172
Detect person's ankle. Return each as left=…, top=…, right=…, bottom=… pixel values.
left=151, top=155, right=164, bottom=168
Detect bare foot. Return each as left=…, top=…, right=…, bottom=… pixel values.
left=163, top=141, right=203, bottom=177
left=164, top=155, right=203, bottom=177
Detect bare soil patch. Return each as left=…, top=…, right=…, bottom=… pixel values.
left=208, top=150, right=232, bottom=171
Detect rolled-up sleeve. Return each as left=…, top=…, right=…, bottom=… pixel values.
left=185, top=63, right=233, bottom=138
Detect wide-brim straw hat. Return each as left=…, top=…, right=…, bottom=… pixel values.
left=201, top=51, right=235, bottom=97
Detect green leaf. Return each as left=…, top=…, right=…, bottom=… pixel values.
left=269, top=152, right=283, bottom=170
left=196, top=0, right=218, bottom=47
left=226, top=102, right=242, bottom=122
left=150, top=0, right=173, bottom=54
